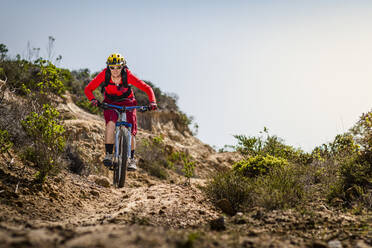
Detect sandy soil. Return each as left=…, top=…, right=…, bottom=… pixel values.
left=1, top=156, right=371, bottom=248
left=0, top=90, right=371, bottom=248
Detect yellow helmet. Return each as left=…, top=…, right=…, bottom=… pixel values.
left=106, top=53, right=126, bottom=66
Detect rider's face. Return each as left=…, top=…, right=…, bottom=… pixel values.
left=110, top=66, right=122, bottom=77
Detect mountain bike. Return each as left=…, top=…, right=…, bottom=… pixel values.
left=99, top=102, right=150, bottom=188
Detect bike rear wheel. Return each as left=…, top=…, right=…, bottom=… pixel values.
left=115, top=128, right=129, bottom=188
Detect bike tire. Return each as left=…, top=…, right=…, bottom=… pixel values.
left=117, top=128, right=129, bottom=188
left=113, top=129, right=124, bottom=187
left=113, top=160, right=118, bottom=187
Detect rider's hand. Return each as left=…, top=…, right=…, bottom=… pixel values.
left=91, top=98, right=100, bottom=107
left=149, top=102, right=157, bottom=111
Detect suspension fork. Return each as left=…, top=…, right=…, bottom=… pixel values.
left=114, top=125, right=120, bottom=161
left=127, top=128, right=132, bottom=159
left=114, top=127, right=131, bottom=159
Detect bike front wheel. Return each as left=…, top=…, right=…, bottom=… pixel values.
left=115, top=127, right=129, bottom=188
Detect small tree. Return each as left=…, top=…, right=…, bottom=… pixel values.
left=0, top=44, right=8, bottom=61
left=46, top=36, right=55, bottom=61
left=21, top=104, right=66, bottom=183
left=35, top=58, right=66, bottom=96
left=181, top=153, right=195, bottom=185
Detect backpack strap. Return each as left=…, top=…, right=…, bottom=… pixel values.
left=121, top=67, right=128, bottom=88
left=100, top=67, right=111, bottom=94
left=101, top=66, right=133, bottom=101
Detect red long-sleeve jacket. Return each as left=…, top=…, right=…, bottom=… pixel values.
left=84, top=68, right=156, bottom=103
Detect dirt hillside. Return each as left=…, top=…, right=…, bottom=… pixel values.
left=0, top=87, right=371, bottom=248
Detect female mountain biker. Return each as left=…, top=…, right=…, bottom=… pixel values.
left=84, top=53, right=157, bottom=171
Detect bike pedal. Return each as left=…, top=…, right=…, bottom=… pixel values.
left=103, top=160, right=112, bottom=168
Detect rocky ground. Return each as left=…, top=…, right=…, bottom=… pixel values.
left=0, top=152, right=371, bottom=248
left=0, top=90, right=371, bottom=248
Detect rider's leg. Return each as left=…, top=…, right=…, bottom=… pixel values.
left=105, top=121, right=116, bottom=144
left=126, top=107, right=137, bottom=160
left=125, top=101, right=137, bottom=171
left=103, top=121, right=115, bottom=167
left=128, top=135, right=137, bottom=171
left=131, top=136, right=136, bottom=153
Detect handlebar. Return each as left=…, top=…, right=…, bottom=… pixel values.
left=98, top=102, right=150, bottom=112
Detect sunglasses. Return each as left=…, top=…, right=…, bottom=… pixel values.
left=109, top=66, right=122, bottom=70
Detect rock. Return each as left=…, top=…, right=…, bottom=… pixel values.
left=216, top=198, right=235, bottom=216
left=210, top=217, right=226, bottom=231
left=90, top=190, right=99, bottom=197
left=198, top=210, right=206, bottom=215
left=232, top=211, right=247, bottom=224
left=309, top=240, right=328, bottom=248
left=355, top=240, right=370, bottom=248
left=90, top=176, right=110, bottom=188
left=252, top=209, right=264, bottom=220
left=241, top=238, right=255, bottom=247
left=328, top=239, right=342, bottom=248
left=95, top=178, right=110, bottom=188
left=232, top=215, right=247, bottom=225
left=147, top=195, right=156, bottom=199
left=49, top=191, right=58, bottom=199
left=247, top=229, right=259, bottom=237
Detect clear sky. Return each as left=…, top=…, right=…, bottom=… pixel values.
left=1, top=0, right=372, bottom=151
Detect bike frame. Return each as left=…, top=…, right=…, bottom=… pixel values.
left=103, top=103, right=147, bottom=163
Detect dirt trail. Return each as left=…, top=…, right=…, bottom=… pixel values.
left=3, top=169, right=370, bottom=248
left=0, top=162, right=221, bottom=248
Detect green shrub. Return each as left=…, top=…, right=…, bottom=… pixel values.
left=205, top=170, right=253, bottom=213
left=67, top=68, right=91, bottom=95
left=233, top=128, right=311, bottom=164
left=233, top=155, right=288, bottom=178
left=0, top=129, right=12, bottom=153
left=152, top=135, right=164, bottom=145
left=0, top=58, right=68, bottom=97
left=21, top=104, right=66, bottom=183
left=166, top=151, right=196, bottom=183
left=0, top=59, right=39, bottom=94
left=253, top=164, right=306, bottom=210
left=340, top=156, right=371, bottom=192
left=0, top=44, right=8, bottom=61
left=350, top=110, right=372, bottom=153
left=206, top=154, right=307, bottom=212
left=34, top=59, right=66, bottom=96
left=328, top=154, right=372, bottom=207
left=166, top=151, right=180, bottom=170
left=139, top=159, right=168, bottom=179
left=137, top=136, right=168, bottom=179
left=325, top=110, right=372, bottom=208
left=75, top=98, right=100, bottom=115
left=68, top=68, right=105, bottom=116
left=312, top=133, right=360, bottom=163
left=181, top=154, right=195, bottom=185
